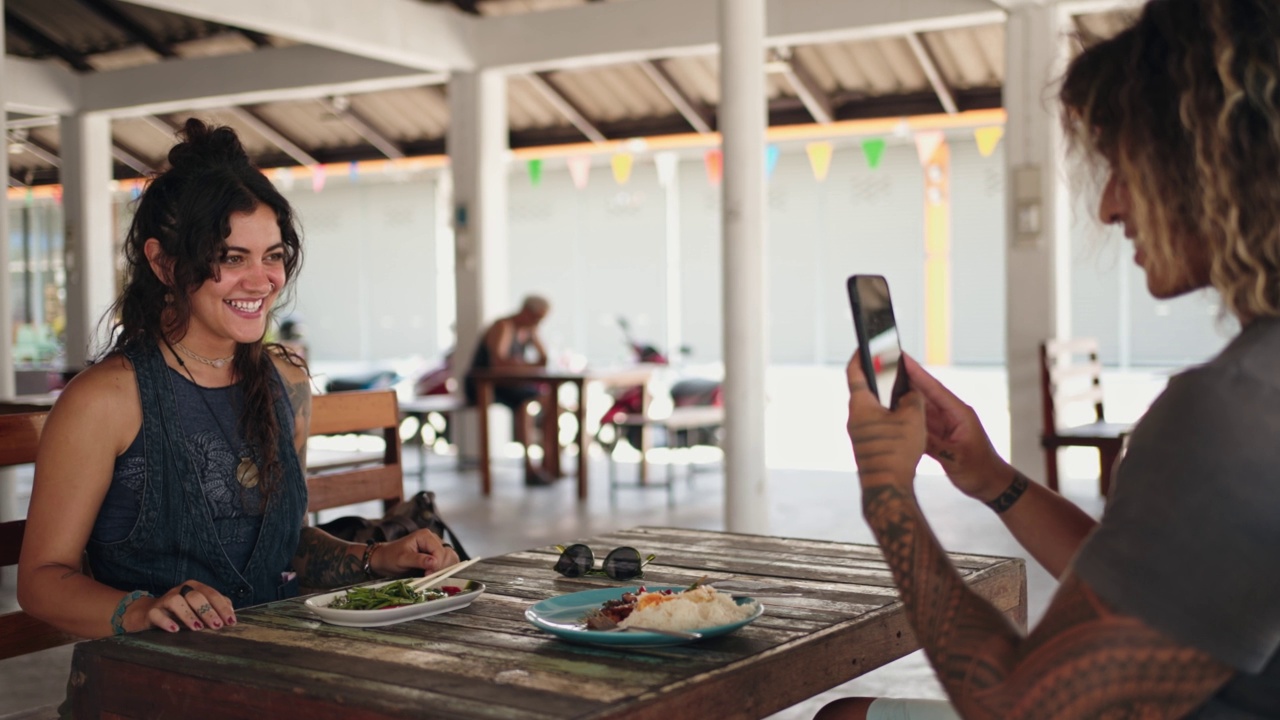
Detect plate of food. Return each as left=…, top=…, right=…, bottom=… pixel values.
left=525, top=584, right=763, bottom=647
left=305, top=577, right=484, bottom=628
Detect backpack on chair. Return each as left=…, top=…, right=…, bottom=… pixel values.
left=317, top=491, right=470, bottom=561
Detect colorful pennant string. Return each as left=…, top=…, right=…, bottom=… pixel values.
left=861, top=138, right=886, bottom=170
left=704, top=149, right=723, bottom=186
left=527, top=158, right=544, bottom=187
left=567, top=156, right=591, bottom=190
left=974, top=126, right=1004, bottom=158
left=611, top=153, right=634, bottom=185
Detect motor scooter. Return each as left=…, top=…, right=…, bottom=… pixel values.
left=596, top=317, right=722, bottom=452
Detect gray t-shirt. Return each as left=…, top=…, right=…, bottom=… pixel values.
left=1074, top=318, right=1280, bottom=719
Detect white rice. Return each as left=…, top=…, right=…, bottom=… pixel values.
left=618, top=585, right=756, bottom=631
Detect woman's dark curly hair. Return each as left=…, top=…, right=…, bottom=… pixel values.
left=107, top=118, right=305, bottom=496
left=1061, top=0, right=1280, bottom=322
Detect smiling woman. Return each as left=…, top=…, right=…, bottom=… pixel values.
left=15, top=119, right=460, bottom=651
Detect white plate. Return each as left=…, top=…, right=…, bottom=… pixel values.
left=305, top=577, right=484, bottom=628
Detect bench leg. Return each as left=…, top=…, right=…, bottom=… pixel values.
left=1098, top=443, right=1121, bottom=498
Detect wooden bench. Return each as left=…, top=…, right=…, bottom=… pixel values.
left=606, top=405, right=725, bottom=505
left=306, top=390, right=404, bottom=516
left=1039, top=338, right=1132, bottom=497
left=0, top=410, right=79, bottom=661
left=397, top=393, right=466, bottom=487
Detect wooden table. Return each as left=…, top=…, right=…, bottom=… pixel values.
left=68, top=526, right=1026, bottom=719
left=470, top=366, right=653, bottom=500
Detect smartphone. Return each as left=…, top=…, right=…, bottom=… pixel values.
left=847, top=274, right=909, bottom=408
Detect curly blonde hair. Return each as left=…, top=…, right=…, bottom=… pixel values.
left=1060, top=0, right=1280, bottom=323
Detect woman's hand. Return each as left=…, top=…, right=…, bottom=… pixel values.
left=901, top=354, right=1012, bottom=502
left=132, top=580, right=237, bottom=633
left=372, top=530, right=460, bottom=578
left=846, top=352, right=927, bottom=489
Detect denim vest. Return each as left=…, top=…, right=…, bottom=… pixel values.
left=85, top=342, right=307, bottom=608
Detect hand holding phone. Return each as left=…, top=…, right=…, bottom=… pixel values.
left=847, top=274, right=909, bottom=409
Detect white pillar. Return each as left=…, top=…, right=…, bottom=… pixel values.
left=60, top=112, right=117, bottom=369
left=720, top=0, right=770, bottom=533
left=447, top=70, right=510, bottom=460
left=655, top=152, right=682, bottom=364
left=1004, top=4, right=1071, bottom=479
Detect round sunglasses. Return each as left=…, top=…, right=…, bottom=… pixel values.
left=553, top=543, right=655, bottom=581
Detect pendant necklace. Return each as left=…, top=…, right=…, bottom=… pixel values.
left=162, top=338, right=260, bottom=489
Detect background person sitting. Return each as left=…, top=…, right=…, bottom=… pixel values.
left=465, top=295, right=559, bottom=486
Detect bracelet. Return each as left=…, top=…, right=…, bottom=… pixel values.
left=110, top=590, right=152, bottom=636
left=985, top=470, right=1030, bottom=514
left=361, top=539, right=381, bottom=579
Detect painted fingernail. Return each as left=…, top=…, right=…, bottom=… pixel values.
left=169, top=624, right=179, bottom=632
left=193, top=621, right=204, bottom=630
left=210, top=620, right=222, bottom=628
left=228, top=616, right=237, bottom=625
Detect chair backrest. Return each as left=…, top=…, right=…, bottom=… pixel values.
left=1039, top=337, right=1107, bottom=432
left=306, top=390, right=404, bottom=515
left=0, top=410, right=79, bottom=661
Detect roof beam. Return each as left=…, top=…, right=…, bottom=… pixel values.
left=78, top=45, right=444, bottom=117
left=222, top=106, right=318, bottom=167
left=6, top=57, right=80, bottom=115
left=905, top=33, right=957, bottom=115
left=14, top=134, right=61, bottom=167
left=6, top=11, right=94, bottom=72
left=475, top=0, right=1005, bottom=72
left=637, top=60, right=712, bottom=134
left=773, top=49, right=834, bottom=124
left=111, top=140, right=154, bottom=175
left=321, top=98, right=405, bottom=159
left=523, top=73, right=607, bottom=144
left=76, top=0, right=177, bottom=58
left=117, top=0, right=476, bottom=71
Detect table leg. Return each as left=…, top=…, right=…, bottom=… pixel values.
left=542, top=383, right=562, bottom=478
left=575, top=379, right=588, bottom=501
left=638, top=383, right=651, bottom=485
left=477, top=380, right=493, bottom=496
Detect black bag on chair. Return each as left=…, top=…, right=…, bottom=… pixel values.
left=317, top=491, right=471, bottom=561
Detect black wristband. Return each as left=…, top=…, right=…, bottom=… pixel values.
left=361, top=539, right=380, bottom=579
left=985, top=470, right=1030, bottom=514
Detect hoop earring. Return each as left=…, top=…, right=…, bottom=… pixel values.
left=163, top=292, right=174, bottom=305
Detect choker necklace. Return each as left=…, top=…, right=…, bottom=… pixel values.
left=163, top=338, right=260, bottom=489
left=174, top=341, right=235, bottom=369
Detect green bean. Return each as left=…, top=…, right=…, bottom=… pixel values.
left=328, top=580, right=447, bottom=610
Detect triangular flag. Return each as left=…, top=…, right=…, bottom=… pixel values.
left=974, top=126, right=1004, bottom=158
left=704, top=148, right=723, bottom=186
left=654, top=152, right=678, bottom=188
left=310, top=165, right=326, bottom=193
left=276, top=166, right=295, bottom=191
left=527, top=158, right=543, bottom=187
left=861, top=138, right=886, bottom=169
left=25, top=188, right=34, bottom=206
left=567, top=155, right=591, bottom=190
left=611, top=153, right=633, bottom=185
left=765, top=145, right=780, bottom=180
left=52, top=185, right=62, bottom=204
left=914, top=131, right=945, bottom=165
left=348, top=162, right=360, bottom=183
left=806, top=141, right=834, bottom=182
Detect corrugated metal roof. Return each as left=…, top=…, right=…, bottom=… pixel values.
left=3, top=0, right=1126, bottom=185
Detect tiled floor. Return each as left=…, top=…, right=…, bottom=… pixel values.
left=0, top=364, right=1158, bottom=718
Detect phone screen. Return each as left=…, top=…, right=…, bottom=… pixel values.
left=847, top=274, right=907, bottom=408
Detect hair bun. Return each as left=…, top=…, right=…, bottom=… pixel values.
left=167, top=118, right=252, bottom=172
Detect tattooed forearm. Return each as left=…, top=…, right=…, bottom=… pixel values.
left=293, top=527, right=363, bottom=588
left=860, top=484, right=1232, bottom=718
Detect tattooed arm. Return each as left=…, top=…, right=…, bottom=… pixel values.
left=292, top=527, right=368, bottom=588
left=847, top=356, right=1233, bottom=718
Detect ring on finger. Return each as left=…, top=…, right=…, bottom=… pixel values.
left=179, top=584, right=196, bottom=598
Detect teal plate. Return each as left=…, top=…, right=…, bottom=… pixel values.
left=525, top=585, right=764, bottom=647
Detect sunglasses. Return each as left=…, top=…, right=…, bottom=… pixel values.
left=553, top=544, right=655, bottom=581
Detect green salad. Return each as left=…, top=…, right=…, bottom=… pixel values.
left=328, top=579, right=465, bottom=610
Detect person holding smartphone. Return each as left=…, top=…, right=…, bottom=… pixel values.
left=821, top=1, right=1280, bottom=718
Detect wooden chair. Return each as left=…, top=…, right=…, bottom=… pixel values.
left=1039, top=338, right=1133, bottom=497
left=0, top=411, right=79, bottom=661
left=306, top=390, right=404, bottom=515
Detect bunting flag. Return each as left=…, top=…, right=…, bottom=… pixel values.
left=310, top=165, right=327, bottom=193
left=974, top=126, right=1004, bottom=158
left=527, top=158, right=544, bottom=187
left=567, top=155, right=591, bottom=190
left=861, top=138, right=887, bottom=170
left=765, top=144, right=780, bottom=180
left=654, top=151, right=678, bottom=188
left=24, top=188, right=33, bottom=207
left=704, top=148, right=723, bottom=186
left=276, top=166, right=295, bottom=191
left=611, top=153, right=634, bottom=185
left=52, top=185, right=62, bottom=204
left=806, top=141, right=834, bottom=182
left=348, top=162, right=360, bottom=183
left=914, top=130, right=945, bottom=166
